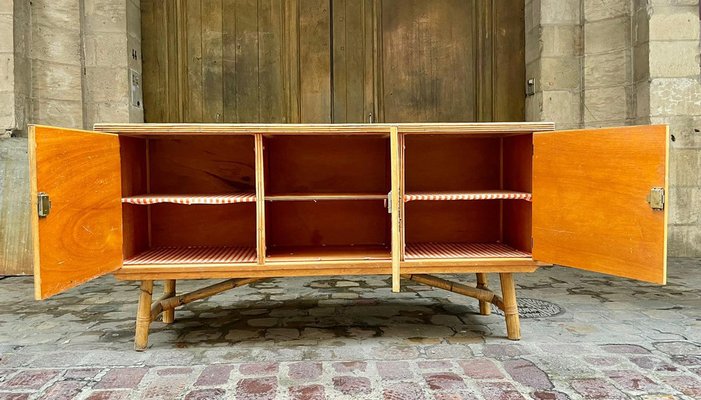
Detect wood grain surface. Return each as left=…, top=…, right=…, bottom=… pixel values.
left=533, top=125, right=668, bottom=284
left=30, top=125, right=123, bottom=299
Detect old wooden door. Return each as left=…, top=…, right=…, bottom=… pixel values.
left=141, top=0, right=524, bottom=123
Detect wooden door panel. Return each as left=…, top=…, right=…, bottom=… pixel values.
left=532, top=125, right=668, bottom=284
left=380, top=0, right=475, bottom=122
left=30, top=126, right=123, bottom=300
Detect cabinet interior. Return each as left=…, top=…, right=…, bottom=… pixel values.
left=120, top=135, right=258, bottom=264
left=118, top=131, right=532, bottom=267
left=403, top=133, right=533, bottom=259
left=263, top=135, right=391, bottom=261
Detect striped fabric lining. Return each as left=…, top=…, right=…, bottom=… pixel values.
left=405, top=242, right=531, bottom=259
left=122, top=193, right=256, bottom=205
left=404, top=191, right=532, bottom=202
left=124, top=246, right=257, bottom=265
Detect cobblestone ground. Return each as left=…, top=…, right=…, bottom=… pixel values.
left=1, top=259, right=700, bottom=399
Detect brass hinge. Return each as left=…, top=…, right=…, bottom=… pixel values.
left=37, top=192, right=51, bottom=217
left=646, top=187, right=665, bottom=210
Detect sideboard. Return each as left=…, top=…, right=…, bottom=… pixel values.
left=28, top=123, right=669, bottom=350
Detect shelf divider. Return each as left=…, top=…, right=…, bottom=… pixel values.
left=122, top=193, right=256, bottom=205
left=124, top=246, right=257, bottom=265
left=404, top=190, right=531, bottom=202
left=265, top=193, right=387, bottom=201
left=405, top=242, right=531, bottom=260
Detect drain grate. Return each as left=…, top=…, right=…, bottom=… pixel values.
left=491, top=298, right=563, bottom=318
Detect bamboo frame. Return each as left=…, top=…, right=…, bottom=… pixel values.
left=403, top=273, right=521, bottom=340
left=135, top=280, right=153, bottom=351
left=500, top=273, right=520, bottom=340
left=390, top=127, right=401, bottom=292
left=135, top=278, right=260, bottom=349
left=476, top=273, right=490, bottom=315
left=162, top=280, right=176, bottom=323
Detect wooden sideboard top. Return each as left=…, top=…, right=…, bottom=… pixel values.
left=93, top=122, right=556, bottom=136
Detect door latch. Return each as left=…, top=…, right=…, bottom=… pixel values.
left=646, top=187, right=665, bottom=210
left=37, top=192, right=51, bottom=217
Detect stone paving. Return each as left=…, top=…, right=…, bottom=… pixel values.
left=1, top=259, right=700, bottom=399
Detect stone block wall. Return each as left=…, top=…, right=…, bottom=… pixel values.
left=0, top=0, right=142, bottom=274
left=1, top=0, right=699, bottom=274
left=525, top=0, right=583, bottom=129
left=527, top=0, right=701, bottom=257
left=646, top=0, right=701, bottom=256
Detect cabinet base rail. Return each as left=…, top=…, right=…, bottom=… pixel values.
left=133, top=273, right=521, bottom=351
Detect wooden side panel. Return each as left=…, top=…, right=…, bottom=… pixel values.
left=30, top=126, right=123, bottom=300
left=258, top=0, right=286, bottom=122
left=380, top=0, right=475, bottom=122
left=148, top=136, right=256, bottom=194
left=264, top=135, right=390, bottom=195
left=299, top=0, right=332, bottom=122
left=503, top=134, right=532, bottom=252
left=405, top=201, right=501, bottom=244
left=202, top=0, right=224, bottom=122
left=332, top=0, right=374, bottom=122
left=151, top=203, right=256, bottom=247
left=119, top=137, right=149, bottom=259
left=266, top=200, right=390, bottom=249
left=492, top=1, right=525, bottom=122
left=533, top=125, right=669, bottom=284
left=0, top=138, right=33, bottom=275
left=184, top=0, right=204, bottom=122
left=404, top=136, right=501, bottom=192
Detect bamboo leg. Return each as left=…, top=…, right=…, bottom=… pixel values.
left=135, top=280, right=154, bottom=351
left=162, top=280, right=176, bottom=324
left=499, top=273, right=520, bottom=340
left=476, top=273, right=491, bottom=316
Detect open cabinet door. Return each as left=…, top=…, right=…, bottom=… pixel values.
left=532, top=125, right=668, bottom=284
left=29, top=125, right=123, bottom=300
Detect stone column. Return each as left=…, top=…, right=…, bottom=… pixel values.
left=646, top=0, right=701, bottom=256
left=525, top=0, right=583, bottom=129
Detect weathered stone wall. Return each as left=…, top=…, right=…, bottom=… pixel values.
left=583, top=0, right=636, bottom=126
left=646, top=0, right=701, bottom=256
left=0, top=0, right=14, bottom=132
left=0, top=0, right=142, bottom=274
left=527, top=0, right=701, bottom=257
left=525, top=0, right=583, bottom=129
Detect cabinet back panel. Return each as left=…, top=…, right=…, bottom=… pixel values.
left=503, top=201, right=532, bottom=253
left=405, top=201, right=500, bottom=244
left=264, top=136, right=390, bottom=194
left=149, top=136, right=256, bottom=194
left=266, top=201, right=390, bottom=248
left=119, top=137, right=149, bottom=258
left=150, top=203, right=256, bottom=247
left=503, top=134, right=532, bottom=192
left=405, top=136, right=501, bottom=191
left=502, top=133, right=532, bottom=252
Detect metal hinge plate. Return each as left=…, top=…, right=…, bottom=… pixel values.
left=646, top=187, right=665, bottom=210
left=38, top=192, right=51, bottom=217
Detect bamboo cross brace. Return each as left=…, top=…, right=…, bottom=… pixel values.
left=402, top=274, right=505, bottom=310
left=151, top=278, right=261, bottom=320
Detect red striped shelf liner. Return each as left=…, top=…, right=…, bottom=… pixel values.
left=405, top=242, right=531, bottom=259
left=124, top=246, right=257, bottom=265
left=404, top=191, right=531, bottom=202
left=122, top=193, right=256, bottom=205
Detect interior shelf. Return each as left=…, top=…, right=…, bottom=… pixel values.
left=265, top=193, right=387, bottom=201
left=266, top=245, right=391, bottom=262
left=404, top=190, right=531, bottom=202
left=124, top=246, right=257, bottom=265
left=405, top=242, right=531, bottom=260
left=122, top=193, right=256, bottom=205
